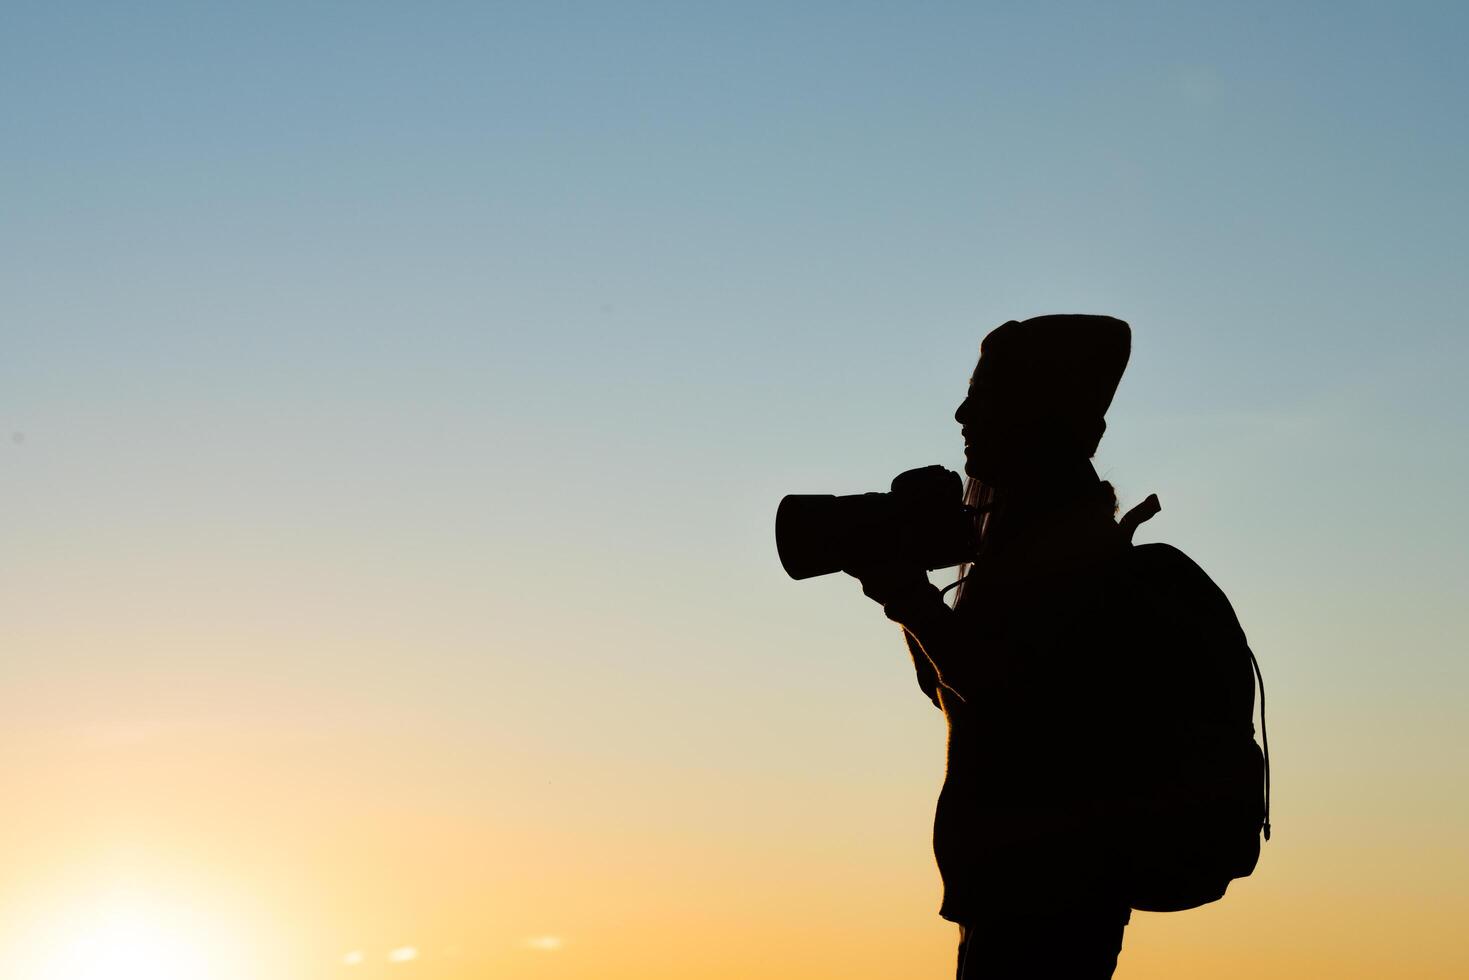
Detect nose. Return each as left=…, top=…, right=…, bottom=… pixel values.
left=954, top=397, right=971, bottom=425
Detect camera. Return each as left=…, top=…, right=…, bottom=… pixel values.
left=775, top=465, right=981, bottom=580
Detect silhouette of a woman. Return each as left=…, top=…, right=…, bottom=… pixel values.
left=849, top=315, right=1137, bottom=979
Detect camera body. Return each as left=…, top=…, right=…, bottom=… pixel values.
left=775, top=465, right=979, bottom=580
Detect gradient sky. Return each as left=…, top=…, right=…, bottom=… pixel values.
left=3, top=2, right=1467, bottom=977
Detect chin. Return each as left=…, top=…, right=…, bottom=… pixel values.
left=964, top=451, right=1008, bottom=485
left=963, top=458, right=993, bottom=482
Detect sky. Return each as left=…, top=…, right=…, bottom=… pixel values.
left=2, top=2, right=1467, bottom=977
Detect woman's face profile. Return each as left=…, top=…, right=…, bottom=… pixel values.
left=955, top=364, right=1048, bottom=486
left=955, top=374, right=1008, bottom=482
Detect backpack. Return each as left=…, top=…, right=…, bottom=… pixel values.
left=1111, top=495, right=1272, bottom=912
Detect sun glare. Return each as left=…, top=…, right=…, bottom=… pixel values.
left=17, top=889, right=255, bottom=980
left=30, top=912, right=208, bottom=980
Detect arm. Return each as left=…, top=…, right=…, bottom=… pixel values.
left=883, top=583, right=985, bottom=705
left=849, top=565, right=994, bottom=705
left=902, top=628, right=942, bottom=709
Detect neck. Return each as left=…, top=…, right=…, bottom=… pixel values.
left=994, top=457, right=1100, bottom=507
